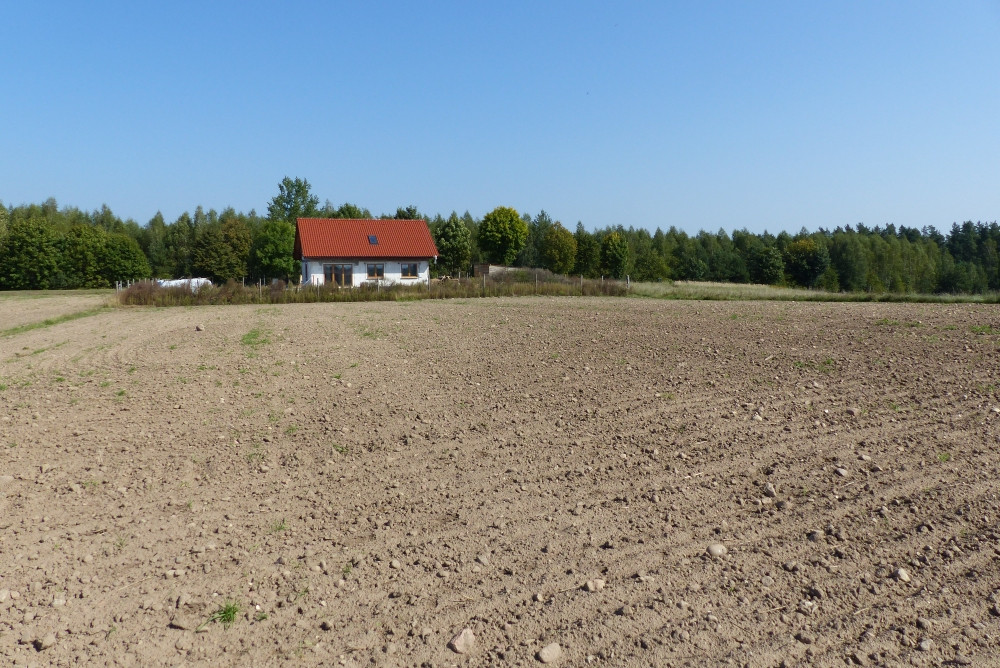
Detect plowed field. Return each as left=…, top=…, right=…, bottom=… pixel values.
left=1, top=295, right=999, bottom=667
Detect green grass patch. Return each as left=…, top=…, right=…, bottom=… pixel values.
left=241, top=328, right=271, bottom=347
left=971, top=325, right=999, bottom=335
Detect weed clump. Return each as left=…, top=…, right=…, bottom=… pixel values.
left=198, top=601, right=241, bottom=631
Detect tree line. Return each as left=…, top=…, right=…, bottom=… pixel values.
left=1, top=177, right=997, bottom=294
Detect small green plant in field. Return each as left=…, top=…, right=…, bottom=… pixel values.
left=255, top=611, right=268, bottom=622
left=938, top=452, right=952, bottom=463
left=7, top=442, right=17, bottom=449
left=169, top=344, right=177, bottom=350
left=100, top=380, right=111, bottom=387
left=115, top=389, right=126, bottom=397
left=294, top=585, right=310, bottom=600
left=241, top=328, right=270, bottom=347
left=127, top=365, right=136, bottom=374
left=83, top=479, right=100, bottom=489
left=342, top=562, right=354, bottom=577
left=971, top=325, right=999, bottom=335
left=942, top=324, right=958, bottom=330
left=246, top=444, right=265, bottom=465
left=889, top=401, right=901, bottom=412
left=284, top=425, right=298, bottom=436
left=332, top=443, right=348, bottom=455
left=113, top=535, right=127, bottom=552
left=270, top=518, right=288, bottom=533
left=350, top=362, right=358, bottom=368
left=178, top=377, right=188, bottom=384
left=333, top=373, right=342, bottom=380
left=820, top=358, right=835, bottom=371
left=104, top=624, right=118, bottom=641
left=874, top=318, right=900, bottom=327
left=54, top=375, right=65, bottom=383
left=198, top=601, right=241, bottom=631
left=0, top=384, right=7, bottom=391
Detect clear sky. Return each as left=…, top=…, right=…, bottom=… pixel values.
left=3, top=1, right=999, bottom=234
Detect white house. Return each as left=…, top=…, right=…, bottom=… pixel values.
left=294, top=218, right=438, bottom=287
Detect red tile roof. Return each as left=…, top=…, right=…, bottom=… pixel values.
left=294, top=218, right=438, bottom=260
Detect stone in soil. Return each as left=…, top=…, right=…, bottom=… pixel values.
left=447, top=628, right=475, bottom=654
left=537, top=642, right=562, bottom=663
left=707, top=543, right=728, bottom=558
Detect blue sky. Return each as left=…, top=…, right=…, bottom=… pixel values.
left=3, top=1, right=999, bottom=234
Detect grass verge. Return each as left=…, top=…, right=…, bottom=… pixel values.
left=0, top=307, right=108, bottom=338
left=632, top=281, right=1000, bottom=303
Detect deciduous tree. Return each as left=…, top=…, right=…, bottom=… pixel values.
left=61, top=225, right=107, bottom=288
left=267, top=177, right=320, bottom=223
left=101, top=233, right=150, bottom=284
left=434, top=213, right=473, bottom=276
left=600, top=231, right=629, bottom=279
left=478, top=206, right=528, bottom=265
left=251, top=219, right=297, bottom=280
left=783, top=238, right=830, bottom=287
left=539, top=222, right=577, bottom=275
left=0, top=217, right=61, bottom=289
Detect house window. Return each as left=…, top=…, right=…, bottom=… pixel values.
left=366, top=263, right=384, bottom=279
left=324, top=263, right=352, bottom=286
left=401, top=262, right=418, bottom=278
left=368, top=235, right=378, bottom=245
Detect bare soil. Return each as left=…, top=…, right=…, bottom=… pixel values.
left=1, top=295, right=999, bottom=667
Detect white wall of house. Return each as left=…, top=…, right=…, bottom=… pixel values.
left=301, top=259, right=432, bottom=286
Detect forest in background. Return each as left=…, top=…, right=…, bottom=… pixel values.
left=1, top=177, right=997, bottom=295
